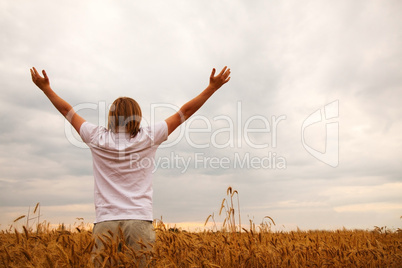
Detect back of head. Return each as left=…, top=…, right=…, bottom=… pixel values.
left=108, top=97, right=142, bottom=137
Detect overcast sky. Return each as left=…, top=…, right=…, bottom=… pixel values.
left=1, top=0, right=401, bottom=231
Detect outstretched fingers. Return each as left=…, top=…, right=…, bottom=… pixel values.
left=30, top=67, right=47, bottom=79
left=30, top=67, right=37, bottom=82
left=209, top=66, right=231, bottom=89
left=218, top=66, right=227, bottom=76
left=31, top=67, right=39, bottom=78
left=222, top=67, right=231, bottom=83
left=211, top=66, right=231, bottom=79
left=224, top=68, right=231, bottom=77
left=210, top=68, right=216, bottom=78
left=32, top=67, right=38, bottom=75
left=30, top=67, right=50, bottom=90
left=42, top=69, right=48, bottom=80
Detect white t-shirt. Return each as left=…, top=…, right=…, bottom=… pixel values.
left=80, top=121, right=168, bottom=223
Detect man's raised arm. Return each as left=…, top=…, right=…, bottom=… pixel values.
left=165, top=66, right=231, bottom=135
left=30, top=67, right=86, bottom=134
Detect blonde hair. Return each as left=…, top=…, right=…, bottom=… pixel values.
left=108, top=97, right=142, bottom=137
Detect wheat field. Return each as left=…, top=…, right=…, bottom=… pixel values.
left=1, top=188, right=401, bottom=267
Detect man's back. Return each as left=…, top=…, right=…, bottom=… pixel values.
left=80, top=121, right=168, bottom=223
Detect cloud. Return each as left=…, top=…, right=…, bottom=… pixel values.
left=321, top=182, right=402, bottom=206
left=1, top=0, right=401, bottom=230
left=334, top=203, right=402, bottom=213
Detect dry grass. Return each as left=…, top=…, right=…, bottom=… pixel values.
left=1, top=188, right=402, bottom=267
left=153, top=227, right=402, bottom=267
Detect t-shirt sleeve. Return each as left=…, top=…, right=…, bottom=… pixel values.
left=79, top=121, right=100, bottom=144
left=152, top=121, right=168, bottom=145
